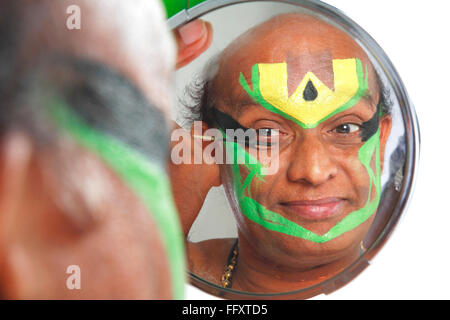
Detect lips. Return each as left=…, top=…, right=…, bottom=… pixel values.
left=280, top=197, right=344, bottom=221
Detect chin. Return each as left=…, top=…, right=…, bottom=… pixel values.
left=242, top=218, right=372, bottom=270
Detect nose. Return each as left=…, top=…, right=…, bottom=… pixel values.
left=287, top=132, right=338, bottom=186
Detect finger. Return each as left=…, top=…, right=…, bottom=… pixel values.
left=177, top=19, right=206, bottom=46
left=175, top=21, right=213, bottom=69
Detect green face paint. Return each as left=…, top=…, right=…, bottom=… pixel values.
left=224, top=58, right=381, bottom=243
left=49, top=98, right=185, bottom=299
left=239, top=58, right=369, bottom=129
left=225, top=131, right=381, bottom=243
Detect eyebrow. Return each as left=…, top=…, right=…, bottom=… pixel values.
left=226, top=90, right=258, bottom=116
left=205, top=108, right=264, bottom=147
left=361, top=89, right=378, bottom=109
left=208, top=108, right=250, bottom=131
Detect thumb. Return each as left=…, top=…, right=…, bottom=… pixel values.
left=174, top=19, right=213, bottom=69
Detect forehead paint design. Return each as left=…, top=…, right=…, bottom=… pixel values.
left=218, top=58, right=382, bottom=243
left=239, top=58, right=369, bottom=129
left=48, top=97, right=185, bottom=299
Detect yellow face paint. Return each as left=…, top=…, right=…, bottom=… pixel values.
left=239, top=58, right=369, bottom=128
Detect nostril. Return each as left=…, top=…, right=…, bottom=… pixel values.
left=302, top=170, right=335, bottom=187
left=288, top=157, right=338, bottom=186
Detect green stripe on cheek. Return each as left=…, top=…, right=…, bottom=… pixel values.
left=49, top=99, right=185, bottom=299
left=226, top=131, right=381, bottom=243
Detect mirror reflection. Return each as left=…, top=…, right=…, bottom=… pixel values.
left=172, top=1, right=407, bottom=297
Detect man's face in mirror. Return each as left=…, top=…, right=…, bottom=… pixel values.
left=208, top=14, right=392, bottom=273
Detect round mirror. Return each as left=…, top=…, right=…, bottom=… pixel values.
left=168, top=0, right=419, bottom=299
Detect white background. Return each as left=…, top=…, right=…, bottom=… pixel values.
left=184, top=0, right=450, bottom=299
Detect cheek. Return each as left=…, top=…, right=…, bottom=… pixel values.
left=337, top=151, right=372, bottom=204
left=233, top=163, right=267, bottom=202
left=250, top=174, right=279, bottom=207
left=221, top=164, right=247, bottom=217
left=246, top=155, right=289, bottom=207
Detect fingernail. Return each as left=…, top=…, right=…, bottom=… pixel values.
left=178, top=20, right=206, bottom=45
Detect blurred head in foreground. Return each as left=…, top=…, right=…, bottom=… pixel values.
left=0, top=0, right=185, bottom=299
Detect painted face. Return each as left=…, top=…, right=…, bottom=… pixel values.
left=48, top=98, right=185, bottom=298
left=216, top=57, right=388, bottom=264
left=35, top=59, right=186, bottom=299
left=0, top=0, right=182, bottom=299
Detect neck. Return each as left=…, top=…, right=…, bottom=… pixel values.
left=232, top=234, right=361, bottom=294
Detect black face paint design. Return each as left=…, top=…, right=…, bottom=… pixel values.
left=205, top=108, right=265, bottom=147
left=57, top=58, right=169, bottom=168
left=303, top=80, right=318, bottom=101
left=206, top=108, right=250, bottom=132
left=207, top=99, right=383, bottom=148
left=360, top=102, right=382, bottom=142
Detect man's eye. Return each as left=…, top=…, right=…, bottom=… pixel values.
left=333, top=123, right=360, bottom=134
left=255, top=128, right=280, bottom=146
left=258, top=128, right=279, bottom=137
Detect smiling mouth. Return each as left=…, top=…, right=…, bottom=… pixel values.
left=280, top=198, right=345, bottom=221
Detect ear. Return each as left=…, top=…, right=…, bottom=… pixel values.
left=379, top=115, right=392, bottom=173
